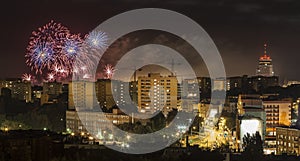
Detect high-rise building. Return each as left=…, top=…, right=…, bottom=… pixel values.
left=180, top=79, right=199, bottom=112
left=95, top=79, right=131, bottom=109
left=95, top=79, right=115, bottom=109
left=197, top=77, right=211, bottom=99
left=138, top=73, right=177, bottom=114
left=263, top=100, right=292, bottom=137
left=68, top=81, right=97, bottom=111
left=0, top=79, right=32, bottom=103
left=263, top=100, right=292, bottom=154
left=256, top=44, right=274, bottom=77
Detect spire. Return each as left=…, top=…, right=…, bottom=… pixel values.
left=264, top=43, right=267, bottom=56
left=260, top=43, right=270, bottom=60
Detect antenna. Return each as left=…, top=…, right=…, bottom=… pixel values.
left=264, top=43, right=267, bottom=56
left=170, top=58, right=181, bottom=76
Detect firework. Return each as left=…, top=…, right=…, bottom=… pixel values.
left=22, top=73, right=32, bottom=82
left=104, top=64, right=115, bottom=79
left=27, top=42, right=55, bottom=73
left=85, top=31, right=108, bottom=51
left=63, top=34, right=83, bottom=59
left=83, top=74, right=91, bottom=79
left=25, top=20, right=109, bottom=82
left=47, top=73, right=55, bottom=82
left=26, top=20, right=70, bottom=74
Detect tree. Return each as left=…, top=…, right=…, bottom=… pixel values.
left=242, top=131, right=263, bottom=160
left=1, top=119, right=30, bottom=130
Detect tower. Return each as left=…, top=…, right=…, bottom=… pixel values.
left=256, top=44, right=274, bottom=77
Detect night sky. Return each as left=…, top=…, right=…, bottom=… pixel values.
left=1, top=0, right=300, bottom=82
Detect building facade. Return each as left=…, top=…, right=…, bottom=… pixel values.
left=276, top=127, right=300, bottom=155
left=66, top=110, right=130, bottom=137
left=226, top=75, right=279, bottom=92
left=263, top=101, right=292, bottom=137
left=237, top=94, right=266, bottom=149
left=68, top=81, right=97, bottom=110
left=41, top=81, right=63, bottom=105
left=0, top=79, right=32, bottom=103
left=95, top=79, right=115, bottom=109
left=138, top=73, right=178, bottom=114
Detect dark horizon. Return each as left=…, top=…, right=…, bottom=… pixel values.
left=1, top=0, right=300, bottom=82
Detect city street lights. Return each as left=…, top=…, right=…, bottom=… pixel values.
left=191, top=126, right=196, bottom=136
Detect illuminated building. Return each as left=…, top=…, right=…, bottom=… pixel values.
left=276, top=127, right=300, bottom=155
left=237, top=94, right=266, bottom=149
left=263, top=101, right=292, bottom=137
left=95, top=79, right=115, bottom=109
left=197, top=77, right=211, bottom=99
left=292, top=99, right=300, bottom=126
left=226, top=75, right=279, bottom=92
left=256, top=44, right=274, bottom=77
left=0, top=78, right=32, bottom=103
left=262, top=100, right=292, bottom=154
left=197, top=103, right=209, bottom=118
left=68, top=81, right=97, bottom=111
left=224, top=96, right=238, bottom=113
left=43, top=81, right=62, bottom=96
left=226, top=75, right=248, bottom=91
left=283, top=81, right=300, bottom=88
left=248, top=76, right=279, bottom=91
left=32, top=85, right=42, bottom=100
left=213, top=78, right=226, bottom=91
left=41, top=81, right=62, bottom=105
left=138, top=73, right=177, bottom=114
left=240, top=116, right=264, bottom=144
left=66, top=109, right=130, bottom=135
left=95, top=79, right=130, bottom=109
left=180, top=79, right=199, bottom=112
left=206, top=104, right=223, bottom=125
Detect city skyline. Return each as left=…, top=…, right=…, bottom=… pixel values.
left=1, top=0, right=300, bottom=81
left=3, top=1, right=300, bottom=160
